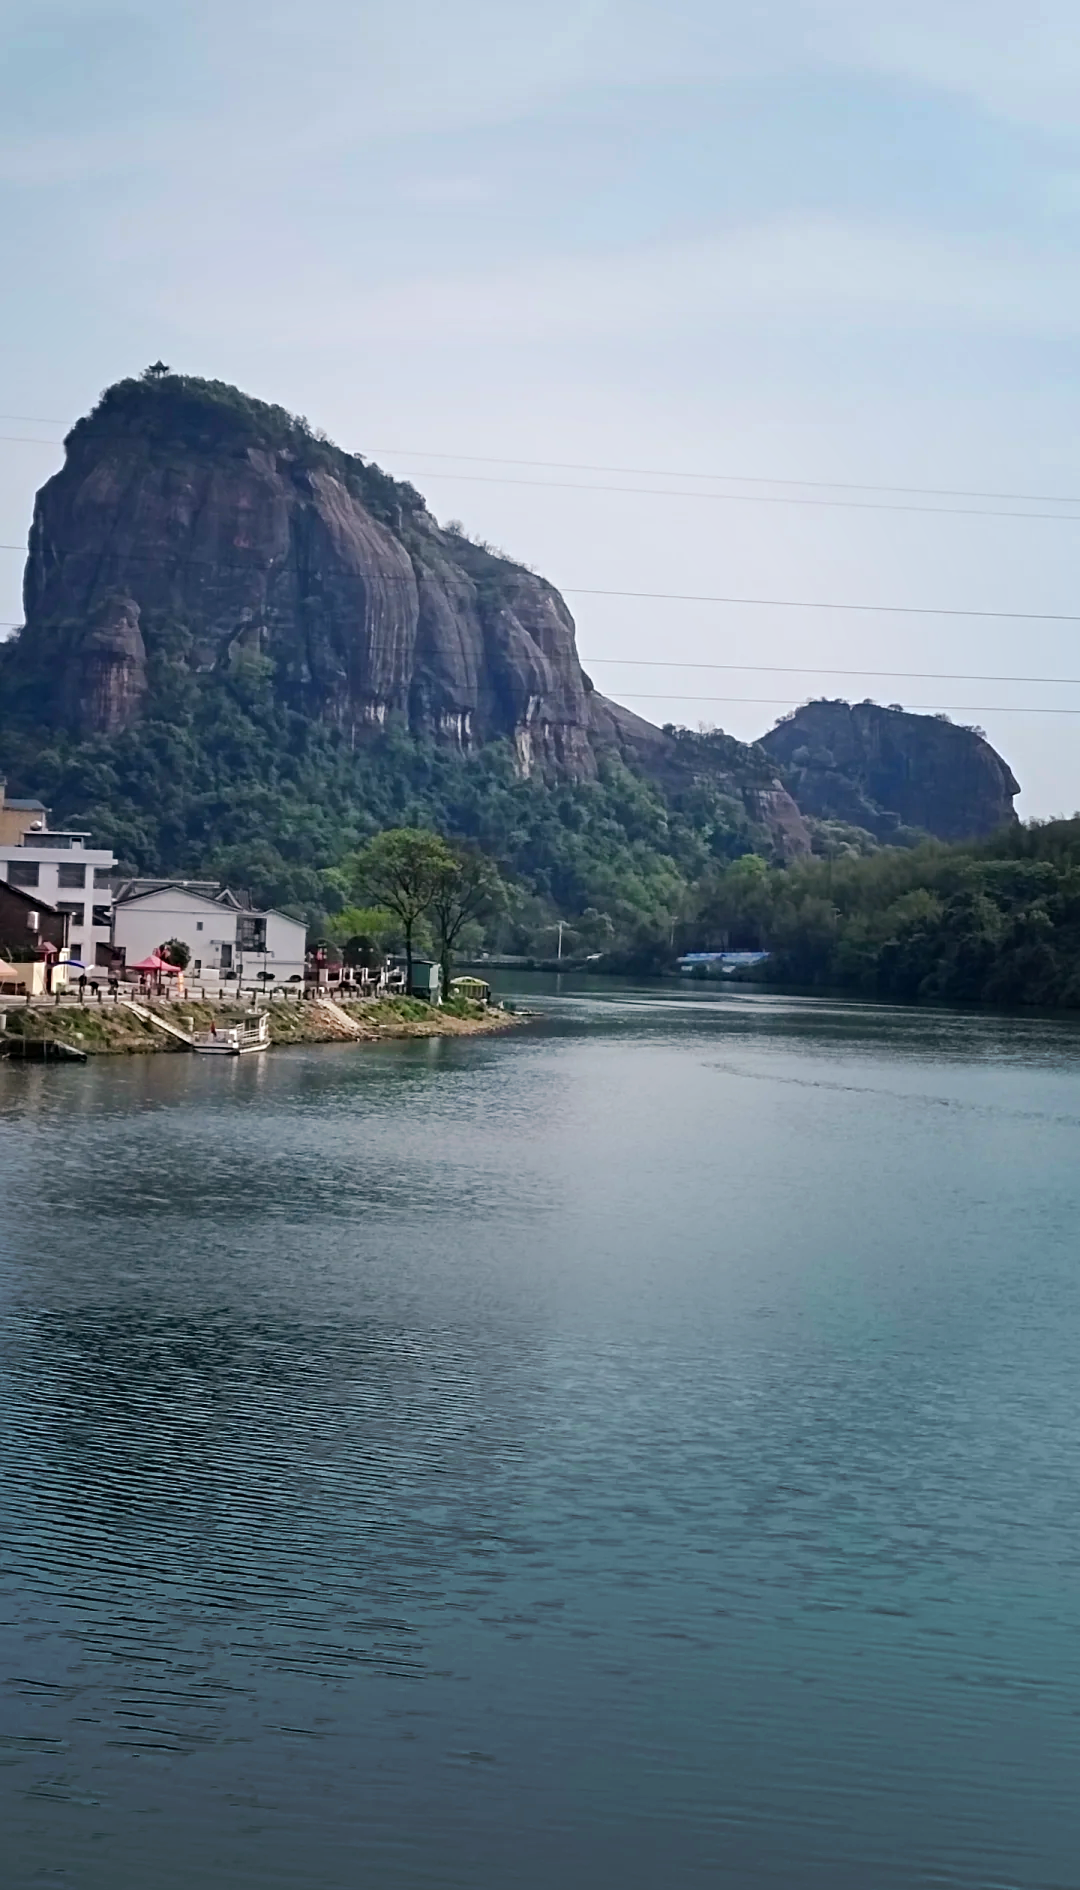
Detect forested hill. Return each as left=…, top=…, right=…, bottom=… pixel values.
left=694, top=820, right=1080, bottom=1009
left=0, top=669, right=796, bottom=951
left=0, top=369, right=1026, bottom=955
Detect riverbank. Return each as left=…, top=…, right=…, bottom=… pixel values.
left=0, top=994, right=524, bottom=1057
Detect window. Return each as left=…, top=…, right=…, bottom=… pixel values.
left=56, top=902, right=85, bottom=926
left=196, top=921, right=203, bottom=931
left=193, top=960, right=202, bottom=977
left=7, top=860, right=39, bottom=889
left=92, top=905, right=110, bottom=929
left=58, top=863, right=86, bottom=889
left=93, top=867, right=112, bottom=889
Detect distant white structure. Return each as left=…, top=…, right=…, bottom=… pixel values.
left=111, top=883, right=306, bottom=986
left=0, top=827, right=118, bottom=969
left=676, top=951, right=770, bottom=978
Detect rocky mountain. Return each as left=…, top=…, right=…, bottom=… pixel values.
left=759, top=699, right=1020, bottom=842
left=6, top=369, right=814, bottom=857
left=17, top=373, right=598, bottom=768
left=1, top=372, right=1023, bottom=905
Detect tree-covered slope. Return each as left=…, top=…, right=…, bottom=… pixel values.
left=693, top=820, right=1080, bottom=1007
left=0, top=651, right=778, bottom=947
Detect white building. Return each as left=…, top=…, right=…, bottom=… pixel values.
left=111, top=884, right=306, bottom=986
left=0, top=828, right=118, bottom=970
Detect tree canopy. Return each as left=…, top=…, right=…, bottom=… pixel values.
left=430, top=849, right=507, bottom=998
left=351, top=828, right=455, bottom=985
left=688, top=820, right=1080, bottom=1008
left=0, top=644, right=770, bottom=955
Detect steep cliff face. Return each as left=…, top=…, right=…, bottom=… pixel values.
left=759, top=700, right=1020, bottom=841
left=60, top=591, right=147, bottom=737
left=9, top=371, right=812, bottom=857
left=18, top=374, right=597, bottom=774
left=16, top=374, right=1016, bottom=862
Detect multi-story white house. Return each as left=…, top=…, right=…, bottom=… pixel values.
left=0, top=827, right=118, bottom=970
left=111, top=883, right=306, bottom=987
left=0, top=787, right=306, bottom=987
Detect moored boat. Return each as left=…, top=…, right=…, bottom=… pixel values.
left=191, top=1013, right=270, bottom=1056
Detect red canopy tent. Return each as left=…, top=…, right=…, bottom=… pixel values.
left=130, top=952, right=182, bottom=976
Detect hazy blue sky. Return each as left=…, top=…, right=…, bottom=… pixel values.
left=3, top=2, right=1080, bottom=812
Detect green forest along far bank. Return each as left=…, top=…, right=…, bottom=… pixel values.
left=697, top=818, right=1080, bottom=1008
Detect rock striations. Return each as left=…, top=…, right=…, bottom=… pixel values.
left=20, top=374, right=599, bottom=772
left=10, top=371, right=815, bottom=854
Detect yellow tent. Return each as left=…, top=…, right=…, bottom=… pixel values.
left=450, top=975, right=491, bottom=1003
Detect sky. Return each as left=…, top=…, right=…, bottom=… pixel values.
left=2, top=1, right=1080, bottom=814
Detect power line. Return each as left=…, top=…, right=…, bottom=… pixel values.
left=3, top=432, right=1080, bottom=521
left=371, top=447, right=1080, bottom=510
left=0, top=611, right=1066, bottom=713
left=2, top=542, right=1079, bottom=630
left=8, top=416, right=1079, bottom=510
left=617, top=695, right=1080, bottom=715
left=374, top=468, right=1080, bottom=524
left=0, top=596, right=1075, bottom=690
left=0, top=601, right=1074, bottom=691
left=564, top=586, right=1080, bottom=622
left=583, top=657, right=1080, bottom=686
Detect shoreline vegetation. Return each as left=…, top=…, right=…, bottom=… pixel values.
left=681, top=819, right=1080, bottom=1011
left=0, top=995, right=523, bottom=1058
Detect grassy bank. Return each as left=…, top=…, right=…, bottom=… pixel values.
left=1, top=995, right=522, bottom=1056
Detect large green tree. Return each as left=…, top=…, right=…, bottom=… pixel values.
left=430, top=848, right=507, bottom=1000
left=350, top=828, right=454, bottom=992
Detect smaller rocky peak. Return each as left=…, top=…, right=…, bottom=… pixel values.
left=760, top=699, right=1020, bottom=841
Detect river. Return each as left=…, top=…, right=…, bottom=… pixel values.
left=2, top=977, right=1080, bottom=1888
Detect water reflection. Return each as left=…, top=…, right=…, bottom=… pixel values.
left=3, top=984, right=1080, bottom=1888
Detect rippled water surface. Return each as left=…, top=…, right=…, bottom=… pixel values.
left=3, top=979, right=1080, bottom=1889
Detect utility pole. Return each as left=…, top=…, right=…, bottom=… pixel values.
left=556, top=920, right=565, bottom=962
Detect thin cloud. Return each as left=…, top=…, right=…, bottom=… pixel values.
left=148, top=215, right=1080, bottom=349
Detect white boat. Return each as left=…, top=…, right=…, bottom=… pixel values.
left=191, top=1013, right=270, bottom=1056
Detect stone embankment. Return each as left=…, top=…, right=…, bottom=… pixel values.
left=1, top=994, right=521, bottom=1057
